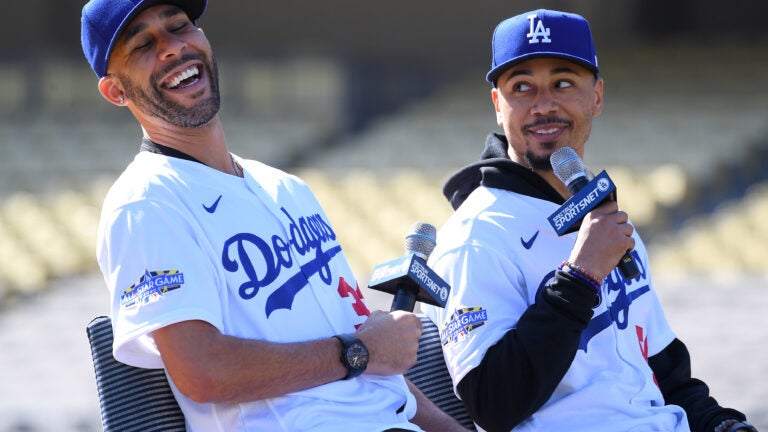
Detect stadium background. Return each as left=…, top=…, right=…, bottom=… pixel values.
left=0, top=0, right=766, bottom=430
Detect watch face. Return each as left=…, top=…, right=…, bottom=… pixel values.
left=345, top=342, right=369, bottom=369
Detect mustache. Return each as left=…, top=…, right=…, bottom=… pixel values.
left=523, top=116, right=572, bottom=131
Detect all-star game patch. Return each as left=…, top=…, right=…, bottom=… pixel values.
left=121, top=269, right=185, bottom=309
left=440, top=306, right=488, bottom=345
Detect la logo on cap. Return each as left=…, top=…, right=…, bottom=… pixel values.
left=526, top=14, right=551, bottom=44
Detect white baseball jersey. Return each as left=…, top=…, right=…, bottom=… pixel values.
left=97, top=151, right=419, bottom=432
left=423, top=185, right=689, bottom=432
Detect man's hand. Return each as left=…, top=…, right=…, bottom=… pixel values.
left=568, top=200, right=635, bottom=281
left=355, top=310, right=423, bottom=375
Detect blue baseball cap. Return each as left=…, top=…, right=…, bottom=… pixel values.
left=81, top=0, right=208, bottom=78
left=486, top=9, right=599, bottom=85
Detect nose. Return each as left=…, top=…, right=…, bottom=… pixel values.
left=530, top=88, right=558, bottom=115
left=156, top=32, right=186, bottom=61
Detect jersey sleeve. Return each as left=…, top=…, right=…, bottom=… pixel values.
left=428, top=242, right=530, bottom=388
left=98, top=199, right=226, bottom=368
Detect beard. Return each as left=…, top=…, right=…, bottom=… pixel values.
left=118, top=53, right=221, bottom=128
left=521, top=116, right=574, bottom=171
left=524, top=143, right=556, bottom=171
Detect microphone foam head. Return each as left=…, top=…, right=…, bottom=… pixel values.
left=550, top=147, right=586, bottom=186
left=404, top=222, right=437, bottom=259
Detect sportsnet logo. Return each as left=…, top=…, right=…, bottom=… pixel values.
left=441, top=307, right=488, bottom=345
left=121, top=269, right=185, bottom=309
left=548, top=171, right=616, bottom=235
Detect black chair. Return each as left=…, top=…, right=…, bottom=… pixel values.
left=86, top=314, right=475, bottom=431
left=86, top=316, right=186, bottom=432
left=405, top=315, right=476, bottom=430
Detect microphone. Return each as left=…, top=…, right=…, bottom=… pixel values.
left=368, top=222, right=450, bottom=312
left=549, top=147, right=640, bottom=280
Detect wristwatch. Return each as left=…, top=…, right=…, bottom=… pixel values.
left=333, top=334, right=369, bottom=380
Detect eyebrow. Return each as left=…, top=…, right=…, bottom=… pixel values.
left=121, top=6, right=186, bottom=45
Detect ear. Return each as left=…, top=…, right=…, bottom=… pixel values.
left=98, top=76, right=127, bottom=106
left=491, top=88, right=503, bottom=126
left=592, top=77, right=604, bottom=118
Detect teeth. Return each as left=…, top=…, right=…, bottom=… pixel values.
left=166, top=66, right=199, bottom=89
left=536, top=128, right=559, bottom=135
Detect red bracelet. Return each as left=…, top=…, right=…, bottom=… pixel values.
left=559, top=261, right=602, bottom=291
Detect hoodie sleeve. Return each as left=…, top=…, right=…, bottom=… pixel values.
left=455, top=271, right=598, bottom=431
left=649, top=339, right=747, bottom=432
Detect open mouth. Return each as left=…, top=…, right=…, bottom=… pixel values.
left=525, top=119, right=572, bottom=140
left=163, top=65, right=201, bottom=89
left=531, top=126, right=562, bottom=137
left=527, top=125, right=567, bottom=140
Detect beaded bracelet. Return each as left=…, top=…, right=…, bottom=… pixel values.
left=715, top=419, right=758, bottom=432
left=716, top=420, right=738, bottom=432
left=727, top=422, right=758, bottom=432
left=559, top=261, right=602, bottom=292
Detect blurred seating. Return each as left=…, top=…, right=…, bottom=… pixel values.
left=0, top=63, right=27, bottom=118
left=1, top=44, right=765, bottom=292
left=298, top=168, right=455, bottom=281
left=650, top=180, right=768, bottom=276
left=0, top=164, right=726, bottom=295
left=4, top=163, right=768, bottom=308
left=604, top=164, right=688, bottom=232
left=40, top=59, right=105, bottom=117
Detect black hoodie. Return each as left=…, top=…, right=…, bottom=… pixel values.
left=441, top=133, right=748, bottom=432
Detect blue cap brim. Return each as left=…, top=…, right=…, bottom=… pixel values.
left=486, top=52, right=600, bottom=84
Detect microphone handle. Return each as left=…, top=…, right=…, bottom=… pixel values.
left=618, top=250, right=640, bottom=279
left=566, top=175, right=590, bottom=195
left=390, top=283, right=418, bottom=312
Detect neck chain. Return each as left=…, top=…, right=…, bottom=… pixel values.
left=230, top=154, right=242, bottom=177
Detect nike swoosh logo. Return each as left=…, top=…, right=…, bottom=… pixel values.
left=521, top=231, right=539, bottom=250
left=203, top=195, right=223, bottom=213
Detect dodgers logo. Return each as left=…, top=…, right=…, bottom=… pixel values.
left=580, top=250, right=650, bottom=352
left=222, top=207, right=341, bottom=317
left=526, top=14, right=551, bottom=44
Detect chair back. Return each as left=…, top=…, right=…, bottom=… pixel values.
left=86, top=315, right=186, bottom=432
left=405, top=315, right=476, bottom=430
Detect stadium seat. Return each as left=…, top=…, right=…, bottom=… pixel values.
left=86, top=315, right=476, bottom=431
